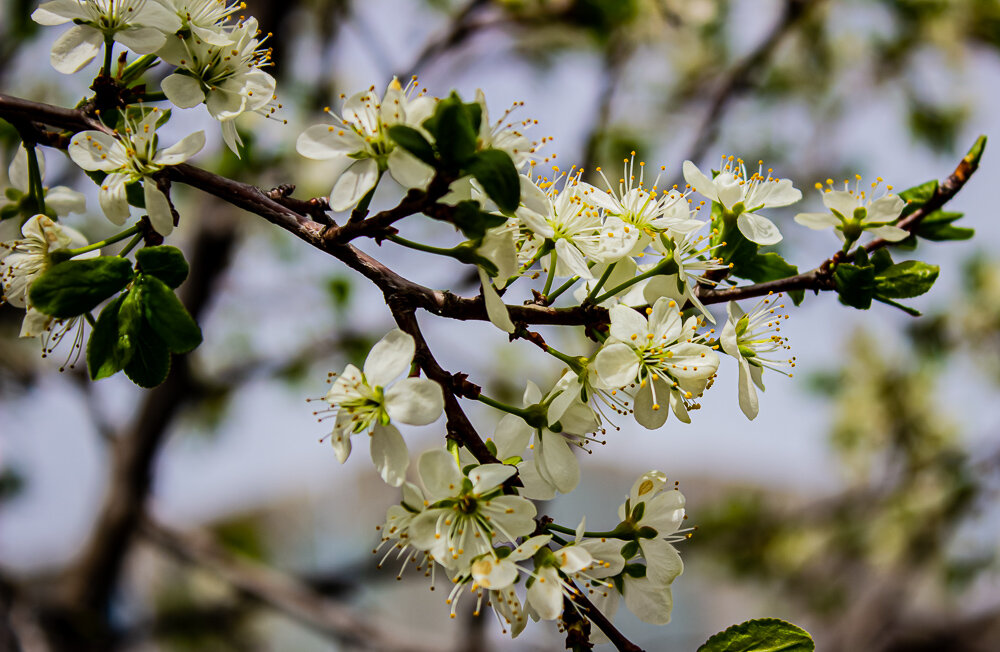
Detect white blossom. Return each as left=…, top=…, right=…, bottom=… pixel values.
left=683, top=157, right=801, bottom=246
left=795, top=175, right=909, bottom=244
left=720, top=295, right=794, bottom=420
left=32, top=0, right=181, bottom=73
left=313, top=329, right=444, bottom=486
left=594, top=298, right=719, bottom=429
left=158, top=0, right=246, bottom=45
left=68, top=108, right=205, bottom=235
left=296, top=77, right=435, bottom=211
left=3, top=145, right=86, bottom=218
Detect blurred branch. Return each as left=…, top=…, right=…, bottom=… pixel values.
left=140, top=518, right=441, bottom=652
left=682, top=0, right=824, bottom=165
left=581, top=35, right=635, bottom=173
left=399, top=0, right=494, bottom=79
left=0, top=573, right=22, bottom=652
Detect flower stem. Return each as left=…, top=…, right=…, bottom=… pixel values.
left=545, top=275, right=578, bottom=303
left=544, top=522, right=633, bottom=540
left=387, top=234, right=460, bottom=258
left=137, top=91, right=167, bottom=102
left=544, top=344, right=585, bottom=373
left=24, top=144, right=45, bottom=216
left=592, top=255, right=672, bottom=304
left=120, top=54, right=158, bottom=84
left=476, top=394, right=531, bottom=419
left=541, top=251, right=557, bottom=298
left=102, top=37, right=114, bottom=79
left=586, top=261, right=617, bottom=302
left=64, top=225, right=142, bottom=257
left=119, top=232, right=144, bottom=257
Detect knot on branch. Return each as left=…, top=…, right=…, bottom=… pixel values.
left=511, top=324, right=548, bottom=350
left=450, top=372, right=481, bottom=399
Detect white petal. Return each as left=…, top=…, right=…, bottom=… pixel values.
left=755, top=178, right=801, bottom=208
left=364, top=328, right=415, bottom=387
left=162, top=73, right=206, bottom=108
left=9, top=145, right=40, bottom=192
left=682, top=161, right=718, bottom=202
left=417, top=448, right=463, bottom=500
left=536, top=430, right=579, bottom=494
left=516, top=461, right=556, bottom=500
left=32, top=0, right=85, bottom=25
left=144, top=181, right=174, bottom=235
left=98, top=173, right=132, bottom=225
left=468, top=463, right=515, bottom=493
left=520, top=175, right=550, bottom=215
left=737, top=358, right=759, bottom=420
left=869, top=225, right=910, bottom=242
left=643, top=490, right=686, bottom=535
left=608, top=304, right=648, bottom=343
left=716, top=175, right=744, bottom=209
left=522, top=380, right=542, bottom=406
left=639, top=538, right=683, bottom=587
left=633, top=382, right=669, bottom=430
left=554, top=238, right=593, bottom=279
left=50, top=25, right=103, bottom=74
left=329, top=427, right=352, bottom=463
left=114, top=26, right=167, bottom=54
left=370, top=424, right=409, bottom=487
left=556, top=545, right=592, bottom=573
left=493, top=413, right=533, bottom=460
left=471, top=557, right=518, bottom=590
left=330, top=158, right=379, bottom=212
left=821, top=190, right=858, bottom=220
left=737, top=212, right=783, bottom=246
left=385, top=378, right=444, bottom=425
left=154, top=131, right=206, bottom=165
left=221, top=120, right=243, bottom=156
left=508, top=534, right=553, bottom=562
left=479, top=268, right=514, bottom=333
left=45, top=186, right=87, bottom=215
left=387, top=148, right=434, bottom=191
left=577, top=538, right=626, bottom=578
left=593, top=342, right=640, bottom=388
left=527, top=567, right=563, bottom=620
left=623, top=576, right=673, bottom=625
left=296, top=123, right=365, bottom=159
left=794, top=211, right=841, bottom=230
left=69, top=132, right=126, bottom=172
left=866, top=195, right=905, bottom=223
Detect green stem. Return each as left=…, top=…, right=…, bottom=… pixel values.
left=592, top=256, right=672, bottom=305
left=544, top=345, right=585, bottom=373
left=541, top=251, right=557, bottom=298
left=102, top=36, right=114, bottom=78
left=476, top=394, right=532, bottom=419
left=508, top=245, right=548, bottom=286
left=137, top=91, right=167, bottom=102
left=119, top=232, right=144, bottom=257
left=387, top=234, right=460, bottom=258
left=545, top=275, right=578, bottom=303
left=120, top=54, right=158, bottom=84
left=84, top=312, right=97, bottom=327
left=64, top=225, right=141, bottom=257
left=544, top=522, right=632, bottom=540
left=24, top=144, right=45, bottom=216
left=587, top=262, right=617, bottom=302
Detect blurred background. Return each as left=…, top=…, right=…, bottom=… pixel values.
left=1, top=0, right=999, bottom=650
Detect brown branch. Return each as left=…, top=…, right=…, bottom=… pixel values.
left=139, top=518, right=441, bottom=652
left=682, top=0, right=823, bottom=166
left=567, top=580, right=643, bottom=652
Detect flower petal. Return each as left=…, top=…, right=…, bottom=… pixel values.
left=330, top=158, right=379, bottom=212
left=296, top=123, right=365, bottom=159
left=144, top=181, right=174, bottom=235
left=608, top=304, right=648, bottom=343
left=69, top=132, right=126, bottom=172
left=98, top=173, right=132, bottom=225
left=866, top=195, right=905, bottom=223
left=682, top=160, right=717, bottom=203
left=417, top=448, right=462, bottom=501
left=479, top=268, right=514, bottom=333
left=794, top=211, right=841, bottom=230
left=868, top=225, right=910, bottom=242
left=364, top=329, right=415, bottom=387
left=493, top=414, right=533, bottom=459
left=639, top=538, right=684, bottom=587
left=50, top=25, right=103, bottom=74
left=737, top=358, right=759, bottom=420
left=32, top=0, right=86, bottom=25
left=370, top=424, right=409, bottom=487
left=115, top=26, right=167, bottom=54
left=162, top=73, right=206, bottom=108
left=385, top=377, right=443, bottom=425
left=469, top=463, right=515, bottom=493
left=737, top=212, right=782, bottom=246
left=623, top=576, right=673, bottom=625
left=633, top=382, right=669, bottom=429
left=536, top=430, right=579, bottom=494
left=594, top=342, right=640, bottom=388
left=526, top=567, right=563, bottom=620
left=154, top=131, right=206, bottom=166
left=387, top=147, right=434, bottom=191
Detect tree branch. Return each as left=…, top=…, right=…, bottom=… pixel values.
left=140, top=518, right=441, bottom=652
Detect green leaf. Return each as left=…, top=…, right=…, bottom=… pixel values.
left=450, top=200, right=507, bottom=241
left=736, top=252, right=804, bottom=305
left=124, top=320, right=171, bottom=388
left=870, top=248, right=894, bottom=273
left=698, top=618, right=814, bottom=652
left=423, top=92, right=477, bottom=167
left=387, top=125, right=438, bottom=167
left=466, top=149, right=521, bottom=214
left=874, top=296, right=922, bottom=317
left=136, top=245, right=189, bottom=288
left=29, top=257, right=134, bottom=318
left=87, top=294, right=127, bottom=380
left=898, top=179, right=937, bottom=217
left=140, top=275, right=202, bottom=354
left=914, top=211, right=974, bottom=241
left=874, top=260, right=939, bottom=299
left=833, top=262, right=875, bottom=310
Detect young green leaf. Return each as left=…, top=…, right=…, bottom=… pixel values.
left=450, top=200, right=507, bottom=241
left=387, top=125, right=438, bottom=167
left=466, top=149, right=521, bottom=214
left=140, top=275, right=202, bottom=354
left=423, top=92, right=477, bottom=167
left=833, top=262, right=875, bottom=310
left=29, top=256, right=134, bottom=318
left=698, top=618, right=814, bottom=652
left=874, top=260, right=939, bottom=298
left=736, top=252, right=804, bottom=305
left=87, top=294, right=127, bottom=380
left=898, top=179, right=938, bottom=217
left=136, top=245, right=189, bottom=288
left=124, top=320, right=171, bottom=388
